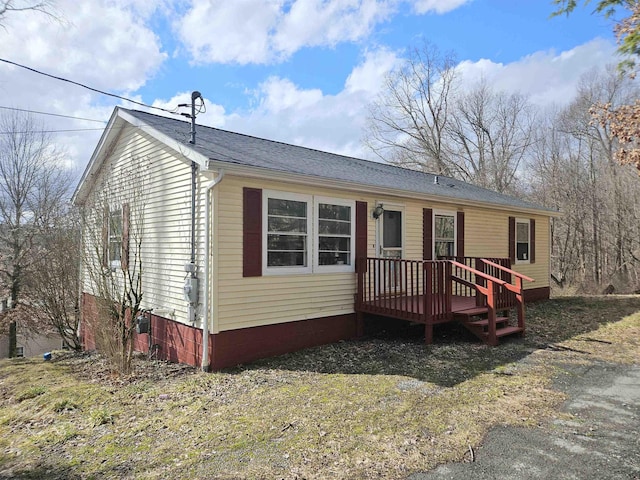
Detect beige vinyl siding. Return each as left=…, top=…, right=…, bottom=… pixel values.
left=214, top=176, right=550, bottom=332
left=81, top=125, right=209, bottom=327
left=214, top=176, right=372, bottom=333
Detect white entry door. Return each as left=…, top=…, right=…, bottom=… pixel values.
left=378, top=208, right=403, bottom=259
left=376, top=207, right=404, bottom=293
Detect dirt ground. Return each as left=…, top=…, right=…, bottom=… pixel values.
left=0, top=296, right=638, bottom=479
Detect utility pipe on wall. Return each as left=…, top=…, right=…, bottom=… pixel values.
left=201, top=169, right=225, bottom=371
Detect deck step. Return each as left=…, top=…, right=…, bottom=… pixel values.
left=454, top=306, right=489, bottom=317
left=494, top=326, right=524, bottom=338
left=466, top=317, right=509, bottom=329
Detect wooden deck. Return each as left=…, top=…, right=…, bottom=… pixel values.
left=355, top=256, right=535, bottom=346
left=359, top=294, right=478, bottom=324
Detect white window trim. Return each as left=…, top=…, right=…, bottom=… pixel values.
left=263, top=190, right=313, bottom=275
left=433, top=210, right=457, bottom=259
left=314, top=196, right=356, bottom=273
left=108, top=206, right=122, bottom=270
left=515, top=218, right=530, bottom=265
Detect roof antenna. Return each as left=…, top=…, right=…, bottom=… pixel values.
left=178, top=90, right=203, bottom=145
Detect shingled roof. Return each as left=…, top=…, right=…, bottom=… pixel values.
left=117, top=108, right=552, bottom=213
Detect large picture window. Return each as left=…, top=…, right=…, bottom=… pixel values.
left=516, top=219, right=530, bottom=262
left=434, top=212, right=455, bottom=258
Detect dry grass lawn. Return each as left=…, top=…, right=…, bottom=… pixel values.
left=0, top=296, right=639, bottom=479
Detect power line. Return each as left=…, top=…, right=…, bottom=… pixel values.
left=0, top=128, right=105, bottom=134
left=0, top=58, right=180, bottom=115
left=0, top=106, right=107, bottom=123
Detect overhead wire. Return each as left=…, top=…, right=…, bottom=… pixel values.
left=0, top=128, right=106, bottom=134
left=0, top=57, right=181, bottom=115
left=0, top=106, right=107, bottom=123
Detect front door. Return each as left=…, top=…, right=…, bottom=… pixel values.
left=376, top=208, right=404, bottom=293
left=379, top=209, right=403, bottom=259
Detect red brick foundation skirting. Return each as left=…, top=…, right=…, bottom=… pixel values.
left=81, top=293, right=358, bottom=370
left=210, top=314, right=358, bottom=370
left=524, top=286, right=550, bottom=302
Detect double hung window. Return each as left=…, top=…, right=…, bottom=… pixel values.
left=434, top=213, right=456, bottom=258
left=263, top=191, right=354, bottom=274
left=108, top=208, right=123, bottom=268
left=516, top=219, right=530, bottom=262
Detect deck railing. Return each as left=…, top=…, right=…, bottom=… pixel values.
left=440, top=256, right=515, bottom=309
left=356, top=256, right=534, bottom=345
left=356, top=257, right=451, bottom=324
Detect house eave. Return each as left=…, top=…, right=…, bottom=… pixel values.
left=204, top=160, right=560, bottom=217
left=72, top=107, right=210, bottom=206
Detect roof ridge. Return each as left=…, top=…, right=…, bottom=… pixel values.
left=122, top=107, right=447, bottom=179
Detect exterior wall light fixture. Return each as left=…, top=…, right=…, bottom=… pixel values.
left=373, top=204, right=384, bottom=219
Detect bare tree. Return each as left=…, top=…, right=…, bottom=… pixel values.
left=22, top=208, right=81, bottom=350
left=446, top=82, right=537, bottom=194
left=528, top=66, right=640, bottom=292
left=0, top=0, right=57, bottom=25
left=364, top=41, right=459, bottom=175
left=364, top=43, right=537, bottom=194
left=81, top=156, right=148, bottom=374
left=0, top=111, right=72, bottom=356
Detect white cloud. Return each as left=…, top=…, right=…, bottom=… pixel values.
left=273, top=0, right=396, bottom=56
left=409, top=0, right=471, bottom=14
left=222, top=47, right=401, bottom=158
left=175, top=0, right=400, bottom=65
left=0, top=0, right=168, bottom=173
left=455, top=38, right=618, bottom=107
left=0, top=0, right=166, bottom=91
left=175, top=0, right=282, bottom=65
left=345, top=47, right=401, bottom=93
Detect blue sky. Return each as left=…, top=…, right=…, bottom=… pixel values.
left=0, top=0, right=619, bottom=172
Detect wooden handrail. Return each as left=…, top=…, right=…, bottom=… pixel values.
left=450, top=260, right=508, bottom=287
left=481, top=259, right=535, bottom=283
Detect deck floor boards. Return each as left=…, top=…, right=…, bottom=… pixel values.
left=358, top=295, right=479, bottom=323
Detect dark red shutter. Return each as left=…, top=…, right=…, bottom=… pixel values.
left=102, top=205, right=109, bottom=267
left=121, top=203, right=130, bottom=271
left=529, top=218, right=536, bottom=264
left=355, top=201, right=367, bottom=270
left=456, top=211, right=465, bottom=258
left=508, top=216, right=515, bottom=263
left=423, top=208, right=433, bottom=260
left=243, top=187, right=262, bottom=277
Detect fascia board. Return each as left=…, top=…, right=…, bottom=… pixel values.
left=72, top=108, right=209, bottom=205
left=204, top=160, right=561, bottom=218
left=118, top=109, right=209, bottom=168
left=71, top=108, right=122, bottom=205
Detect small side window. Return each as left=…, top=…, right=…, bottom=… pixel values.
left=108, top=208, right=123, bottom=269
left=516, top=219, right=530, bottom=262
left=434, top=212, right=456, bottom=258
left=15, top=346, right=24, bottom=358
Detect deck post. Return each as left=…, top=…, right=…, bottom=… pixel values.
left=516, top=276, right=525, bottom=333
left=475, top=258, right=486, bottom=307
left=424, top=262, right=433, bottom=344
left=486, top=279, right=498, bottom=346
left=445, top=261, right=453, bottom=319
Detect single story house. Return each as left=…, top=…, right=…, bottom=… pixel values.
left=73, top=107, right=557, bottom=370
